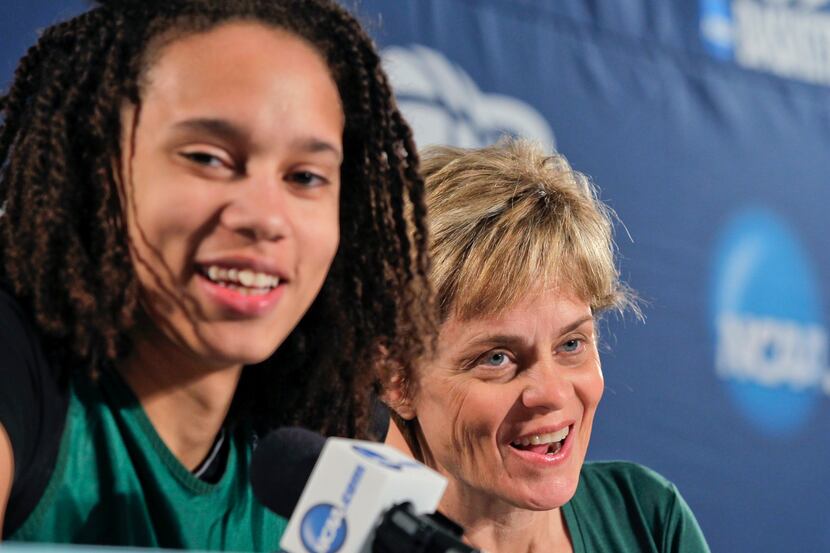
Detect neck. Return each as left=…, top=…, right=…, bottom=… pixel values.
left=117, top=319, right=243, bottom=471
left=439, top=480, right=573, bottom=553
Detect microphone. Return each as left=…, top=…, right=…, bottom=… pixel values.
left=250, top=427, right=481, bottom=553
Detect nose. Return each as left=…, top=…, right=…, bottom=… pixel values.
left=521, top=359, right=574, bottom=411
left=220, top=177, right=289, bottom=242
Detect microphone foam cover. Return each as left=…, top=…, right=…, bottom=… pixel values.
left=250, top=426, right=326, bottom=518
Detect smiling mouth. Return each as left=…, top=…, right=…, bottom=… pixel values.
left=198, top=264, right=281, bottom=296
left=510, top=426, right=570, bottom=456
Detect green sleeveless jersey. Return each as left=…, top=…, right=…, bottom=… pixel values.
left=8, top=371, right=286, bottom=550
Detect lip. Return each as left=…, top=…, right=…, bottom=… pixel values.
left=511, top=422, right=573, bottom=444
left=197, top=272, right=286, bottom=317
left=505, top=423, right=575, bottom=466
left=194, top=254, right=288, bottom=317
left=195, top=255, right=288, bottom=281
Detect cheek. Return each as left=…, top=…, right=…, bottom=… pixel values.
left=127, top=197, right=204, bottom=279
left=416, top=378, right=505, bottom=466
left=297, top=202, right=340, bottom=276
left=451, top=385, right=506, bottom=443
left=576, top=362, right=604, bottom=424
left=125, top=171, right=203, bottom=251
left=588, top=363, right=604, bottom=407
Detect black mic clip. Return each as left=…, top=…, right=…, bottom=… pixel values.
left=373, top=502, right=481, bottom=553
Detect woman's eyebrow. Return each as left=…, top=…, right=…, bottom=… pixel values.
left=558, top=315, right=594, bottom=336
left=168, top=120, right=342, bottom=162
left=462, top=334, right=528, bottom=350
left=460, top=315, right=595, bottom=349
left=291, top=136, right=343, bottom=163
left=460, top=317, right=593, bottom=350
left=171, top=118, right=248, bottom=144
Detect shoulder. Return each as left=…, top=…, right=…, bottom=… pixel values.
left=571, top=461, right=710, bottom=553
left=0, top=287, right=49, bottom=368
left=576, top=460, right=682, bottom=519
left=0, top=286, right=50, bottom=385
left=0, top=286, right=58, bottom=399
left=0, top=286, right=70, bottom=538
left=579, top=460, right=677, bottom=502
left=0, top=287, right=35, bottom=337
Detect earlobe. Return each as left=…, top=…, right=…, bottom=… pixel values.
left=382, top=373, right=416, bottom=420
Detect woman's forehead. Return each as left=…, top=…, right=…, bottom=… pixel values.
left=134, top=23, right=343, bottom=146
left=440, top=288, right=594, bottom=343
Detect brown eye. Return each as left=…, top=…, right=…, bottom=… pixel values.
left=179, top=151, right=226, bottom=168
left=288, top=170, right=328, bottom=188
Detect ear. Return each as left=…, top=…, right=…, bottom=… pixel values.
left=382, top=371, right=416, bottom=421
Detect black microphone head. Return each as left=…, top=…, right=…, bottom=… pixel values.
left=250, top=426, right=326, bottom=518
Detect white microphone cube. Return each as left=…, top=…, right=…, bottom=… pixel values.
left=279, top=438, right=447, bottom=553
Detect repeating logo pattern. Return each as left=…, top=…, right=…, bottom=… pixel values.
left=382, top=44, right=556, bottom=149
left=710, top=208, right=827, bottom=436
left=700, top=0, right=830, bottom=85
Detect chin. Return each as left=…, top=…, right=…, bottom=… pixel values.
left=195, top=335, right=282, bottom=368
left=508, top=478, right=580, bottom=511
left=226, top=346, right=279, bottom=366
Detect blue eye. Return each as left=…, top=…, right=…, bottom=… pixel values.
left=481, top=351, right=509, bottom=367
left=560, top=339, right=583, bottom=353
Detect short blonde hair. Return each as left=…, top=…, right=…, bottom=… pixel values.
left=422, top=139, right=634, bottom=321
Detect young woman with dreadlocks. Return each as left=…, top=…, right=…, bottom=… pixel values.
left=0, top=0, right=432, bottom=548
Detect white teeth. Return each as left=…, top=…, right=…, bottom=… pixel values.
left=238, top=269, right=255, bottom=287
left=512, top=426, right=569, bottom=447
left=226, top=284, right=269, bottom=296
left=254, top=272, right=270, bottom=288
left=202, top=265, right=280, bottom=290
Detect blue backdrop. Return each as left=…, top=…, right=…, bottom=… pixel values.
left=4, top=1, right=830, bottom=551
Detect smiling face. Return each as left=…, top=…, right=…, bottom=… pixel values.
left=408, top=287, right=603, bottom=512
left=121, top=22, right=343, bottom=370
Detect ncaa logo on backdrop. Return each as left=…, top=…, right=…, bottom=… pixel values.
left=382, top=44, right=555, bottom=149
left=710, top=208, right=828, bottom=436
left=700, top=0, right=830, bottom=85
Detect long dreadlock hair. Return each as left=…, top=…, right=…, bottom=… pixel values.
left=0, top=0, right=434, bottom=439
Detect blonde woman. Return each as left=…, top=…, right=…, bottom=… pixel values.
left=385, top=140, right=709, bottom=553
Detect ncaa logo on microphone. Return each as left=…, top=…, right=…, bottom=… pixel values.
left=299, top=465, right=365, bottom=553
left=300, top=504, right=347, bottom=553
left=710, top=208, right=828, bottom=436
left=351, top=445, right=421, bottom=471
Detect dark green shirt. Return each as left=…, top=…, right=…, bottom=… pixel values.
left=8, top=370, right=286, bottom=550
left=563, top=461, right=710, bottom=552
